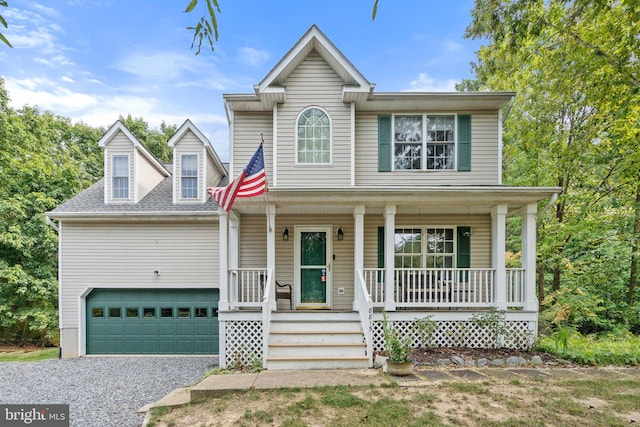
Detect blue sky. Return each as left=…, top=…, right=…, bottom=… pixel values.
left=0, top=0, right=483, bottom=161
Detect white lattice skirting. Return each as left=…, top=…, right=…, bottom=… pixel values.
left=224, top=320, right=263, bottom=367
left=372, top=320, right=535, bottom=351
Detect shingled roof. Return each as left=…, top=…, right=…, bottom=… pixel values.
left=48, top=162, right=230, bottom=218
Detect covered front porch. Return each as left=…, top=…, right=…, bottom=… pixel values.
left=216, top=188, right=556, bottom=369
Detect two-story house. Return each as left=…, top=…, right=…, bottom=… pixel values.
left=47, top=25, right=559, bottom=369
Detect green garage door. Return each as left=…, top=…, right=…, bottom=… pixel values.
left=87, top=288, right=219, bottom=354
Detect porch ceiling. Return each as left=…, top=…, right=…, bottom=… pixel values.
left=229, top=186, right=561, bottom=215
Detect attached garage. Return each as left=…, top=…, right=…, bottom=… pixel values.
left=87, top=288, right=219, bottom=354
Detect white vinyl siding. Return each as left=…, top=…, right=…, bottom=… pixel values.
left=275, top=52, right=351, bottom=187
left=356, top=111, right=501, bottom=186
left=58, top=221, right=219, bottom=328
left=240, top=214, right=354, bottom=310
left=232, top=112, right=273, bottom=177
left=136, top=149, right=166, bottom=201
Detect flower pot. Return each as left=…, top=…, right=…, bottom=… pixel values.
left=387, top=360, right=413, bottom=376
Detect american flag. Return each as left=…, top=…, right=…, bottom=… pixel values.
left=208, top=143, right=266, bottom=212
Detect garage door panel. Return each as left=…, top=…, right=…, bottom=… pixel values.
left=87, top=289, right=219, bottom=355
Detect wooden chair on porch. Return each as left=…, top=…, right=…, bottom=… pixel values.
left=259, top=274, right=293, bottom=310
left=275, top=281, right=293, bottom=310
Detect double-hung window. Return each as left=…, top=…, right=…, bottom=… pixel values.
left=394, top=227, right=454, bottom=268
left=112, top=155, right=129, bottom=199
left=181, top=154, right=198, bottom=199
left=394, top=114, right=455, bottom=170
left=297, top=107, right=331, bottom=164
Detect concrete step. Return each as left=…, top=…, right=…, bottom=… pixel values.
left=266, top=356, right=370, bottom=370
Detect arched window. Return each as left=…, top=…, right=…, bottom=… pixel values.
left=297, top=107, right=331, bottom=164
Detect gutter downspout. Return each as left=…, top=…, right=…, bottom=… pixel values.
left=537, top=193, right=559, bottom=219
left=45, top=216, right=59, bottom=233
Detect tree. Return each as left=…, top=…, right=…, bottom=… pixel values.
left=0, top=78, right=103, bottom=345
left=0, top=0, right=10, bottom=47
left=467, top=0, right=640, bottom=330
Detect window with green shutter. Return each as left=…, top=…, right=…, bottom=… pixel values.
left=457, top=115, right=471, bottom=171
left=378, top=115, right=392, bottom=172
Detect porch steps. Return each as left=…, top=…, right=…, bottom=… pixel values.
left=266, top=312, right=369, bottom=370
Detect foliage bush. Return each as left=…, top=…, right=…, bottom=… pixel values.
left=537, top=330, right=640, bottom=366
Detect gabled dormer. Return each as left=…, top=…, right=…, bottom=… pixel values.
left=98, top=121, right=170, bottom=204
left=168, top=119, right=227, bottom=204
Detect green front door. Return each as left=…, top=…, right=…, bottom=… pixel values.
left=296, top=226, right=332, bottom=308
left=86, top=288, right=219, bottom=354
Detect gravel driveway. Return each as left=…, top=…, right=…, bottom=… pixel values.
left=0, top=356, right=218, bottom=426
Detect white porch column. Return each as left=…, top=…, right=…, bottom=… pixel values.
left=218, top=211, right=229, bottom=311
left=228, top=211, right=240, bottom=308
left=521, top=203, right=538, bottom=311
left=266, top=204, right=277, bottom=309
left=353, top=205, right=365, bottom=310
left=492, top=204, right=508, bottom=310
left=384, top=205, right=396, bottom=311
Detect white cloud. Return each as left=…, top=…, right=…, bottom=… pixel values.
left=6, top=77, right=99, bottom=111
left=405, top=73, right=458, bottom=92
left=237, top=47, right=270, bottom=66
left=61, top=76, right=74, bottom=83
left=113, top=51, right=201, bottom=82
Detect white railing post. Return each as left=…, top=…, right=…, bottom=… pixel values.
left=384, top=205, right=396, bottom=311
left=492, top=204, right=508, bottom=310
left=218, top=211, right=229, bottom=311
left=262, top=268, right=273, bottom=370
left=521, top=203, right=538, bottom=311
left=266, top=204, right=276, bottom=310
left=356, top=269, right=373, bottom=367
left=353, top=205, right=365, bottom=310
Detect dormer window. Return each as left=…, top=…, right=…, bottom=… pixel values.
left=112, top=155, right=130, bottom=199
left=296, top=107, right=331, bottom=164
left=181, top=154, right=198, bottom=199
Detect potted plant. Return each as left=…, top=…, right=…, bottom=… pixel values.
left=382, top=311, right=413, bottom=376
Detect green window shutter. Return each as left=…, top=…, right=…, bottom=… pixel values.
left=378, top=115, right=392, bottom=172
left=457, top=115, right=471, bottom=172
left=457, top=226, right=471, bottom=282
left=377, top=226, right=385, bottom=282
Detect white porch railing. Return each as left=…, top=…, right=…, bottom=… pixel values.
left=506, top=268, right=525, bottom=308
left=229, top=268, right=269, bottom=308
left=363, top=267, right=516, bottom=308
left=261, top=268, right=274, bottom=369
left=355, top=269, right=373, bottom=366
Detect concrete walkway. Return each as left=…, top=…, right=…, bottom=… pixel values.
left=140, top=365, right=640, bottom=414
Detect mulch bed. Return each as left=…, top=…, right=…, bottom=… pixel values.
left=0, top=345, right=46, bottom=353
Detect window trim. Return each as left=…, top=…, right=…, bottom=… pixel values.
left=111, top=154, right=130, bottom=200
left=391, top=113, right=458, bottom=172
left=180, top=153, right=199, bottom=200
left=295, top=106, right=333, bottom=166
left=394, top=225, right=458, bottom=268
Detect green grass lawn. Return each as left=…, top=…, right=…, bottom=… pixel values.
left=0, top=348, right=59, bottom=362
left=147, top=376, right=640, bottom=427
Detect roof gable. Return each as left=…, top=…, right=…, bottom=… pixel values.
left=258, top=24, right=373, bottom=96
left=98, top=120, right=169, bottom=176
left=168, top=119, right=227, bottom=177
